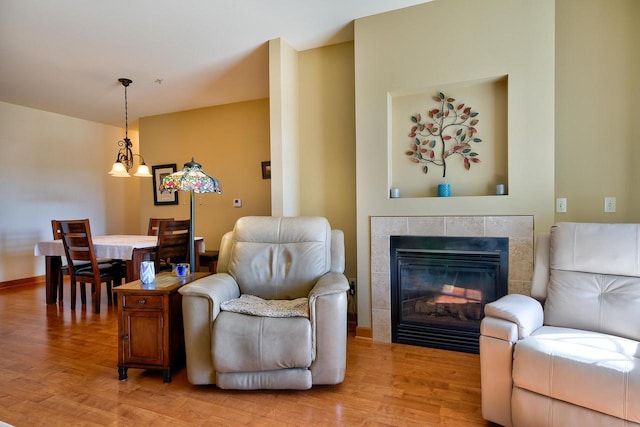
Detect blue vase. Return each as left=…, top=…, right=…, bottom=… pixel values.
left=140, top=261, right=155, bottom=284
left=438, top=183, right=451, bottom=197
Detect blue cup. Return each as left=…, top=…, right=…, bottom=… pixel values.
left=438, top=183, right=451, bottom=197
left=173, top=263, right=190, bottom=277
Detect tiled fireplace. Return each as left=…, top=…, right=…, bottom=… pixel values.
left=370, top=215, right=533, bottom=343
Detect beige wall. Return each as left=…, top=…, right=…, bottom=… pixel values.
left=138, top=98, right=271, bottom=251
left=0, top=101, right=139, bottom=282
left=269, top=38, right=300, bottom=217
left=555, top=0, right=640, bottom=222
left=634, top=0, right=640, bottom=219
left=298, top=42, right=357, bottom=280
left=354, top=0, right=556, bottom=329
left=4, top=0, right=639, bottom=313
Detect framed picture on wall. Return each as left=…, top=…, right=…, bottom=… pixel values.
left=152, top=164, right=178, bottom=205
left=261, top=161, right=271, bottom=179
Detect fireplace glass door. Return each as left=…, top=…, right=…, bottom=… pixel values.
left=391, top=236, right=508, bottom=353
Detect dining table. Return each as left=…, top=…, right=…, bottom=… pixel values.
left=34, top=235, right=204, bottom=305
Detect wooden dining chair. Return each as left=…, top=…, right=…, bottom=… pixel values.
left=52, top=219, right=122, bottom=303
left=58, top=219, right=126, bottom=313
left=147, top=217, right=174, bottom=236
left=156, top=219, right=191, bottom=272
left=52, top=219, right=85, bottom=302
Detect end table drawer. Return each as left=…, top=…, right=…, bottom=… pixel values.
left=122, top=294, right=163, bottom=309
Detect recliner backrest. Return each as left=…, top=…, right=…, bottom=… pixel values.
left=222, top=216, right=333, bottom=299
left=542, top=222, right=640, bottom=341
left=550, top=222, right=640, bottom=276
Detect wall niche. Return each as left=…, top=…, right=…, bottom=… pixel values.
left=389, top=75, right=508, bottom=198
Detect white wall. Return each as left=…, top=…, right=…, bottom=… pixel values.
left=0, top=101, right=139, bottom=282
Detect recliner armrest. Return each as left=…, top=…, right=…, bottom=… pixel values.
left=179, top=273, right=240, bottom=321
left=309, top=271, right=350, bottom=300
left=307, top=271, right=349, bottom=384
left=484, top=294, right=543, bottom=339
left=481, top=316, right=519, bottom=342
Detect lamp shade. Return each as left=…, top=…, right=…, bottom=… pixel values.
left=160, top=158, right=222, bottom=194
left=108, top=161, right=131, bottom=177
left=133, top=163, right=152, bottom=177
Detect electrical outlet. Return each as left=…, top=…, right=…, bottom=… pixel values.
left=348, top=278, right=356, bottom=296
left=556, top=198, right=567, bottom=213
left=604, top=197, right=616, bottom=213
left=233, top=199, right=242, bottom=207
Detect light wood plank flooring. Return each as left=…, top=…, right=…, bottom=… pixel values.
left=0, top=279, right=492, bottom=426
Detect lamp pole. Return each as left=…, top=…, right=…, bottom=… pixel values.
left=189, top=188, right=196, bottom=273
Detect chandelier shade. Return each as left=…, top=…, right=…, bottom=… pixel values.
left=107, top=161, right=130, bottom=177
left=133, top=163, right=151, bottom=177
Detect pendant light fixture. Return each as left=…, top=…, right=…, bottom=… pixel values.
left=107, top=78, right=152, bottom=178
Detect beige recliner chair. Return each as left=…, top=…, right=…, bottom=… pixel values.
left=179, top=216, right=350, bottom=389
left=480, top=222, right=640, bottom=426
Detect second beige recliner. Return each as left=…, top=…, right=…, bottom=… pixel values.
left=480, top=222, right=640, bottom=426
left=179, top=216, right=350, bottom=389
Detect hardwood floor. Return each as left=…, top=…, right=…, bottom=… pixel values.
left=0, top=279, right=491, bottom=426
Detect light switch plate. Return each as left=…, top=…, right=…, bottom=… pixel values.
left=556, top=198, right=567, bottom=213
left=233, top=199, right=242, bottom=207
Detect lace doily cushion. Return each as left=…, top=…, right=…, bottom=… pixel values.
left=220, top=294, right=309, bottom=318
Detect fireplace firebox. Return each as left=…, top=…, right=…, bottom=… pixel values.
left=390, top=235, right=508, bottom=354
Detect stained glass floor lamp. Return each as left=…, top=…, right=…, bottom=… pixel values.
left=160, top=158, right=222, bottom=272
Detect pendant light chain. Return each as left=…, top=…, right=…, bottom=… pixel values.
left=124, top=83, right=129, bottom=140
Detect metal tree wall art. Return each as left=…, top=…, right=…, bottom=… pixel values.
left=406, top=92, right=482, bottom=178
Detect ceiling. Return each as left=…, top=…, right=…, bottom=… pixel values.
left=0, top=0, right=429, bottom=127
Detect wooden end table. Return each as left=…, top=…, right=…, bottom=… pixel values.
left=113, top=271, right=210, bottom=383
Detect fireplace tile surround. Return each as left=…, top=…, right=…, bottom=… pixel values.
left=370, top=215, right=533, bottom=343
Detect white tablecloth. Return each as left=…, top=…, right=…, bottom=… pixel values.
left=34, top=235, right=205, bottom=260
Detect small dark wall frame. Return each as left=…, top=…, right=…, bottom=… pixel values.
left=152, top=164, right=178, bottom=205
left=262, top=161, right=271, bottom=179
